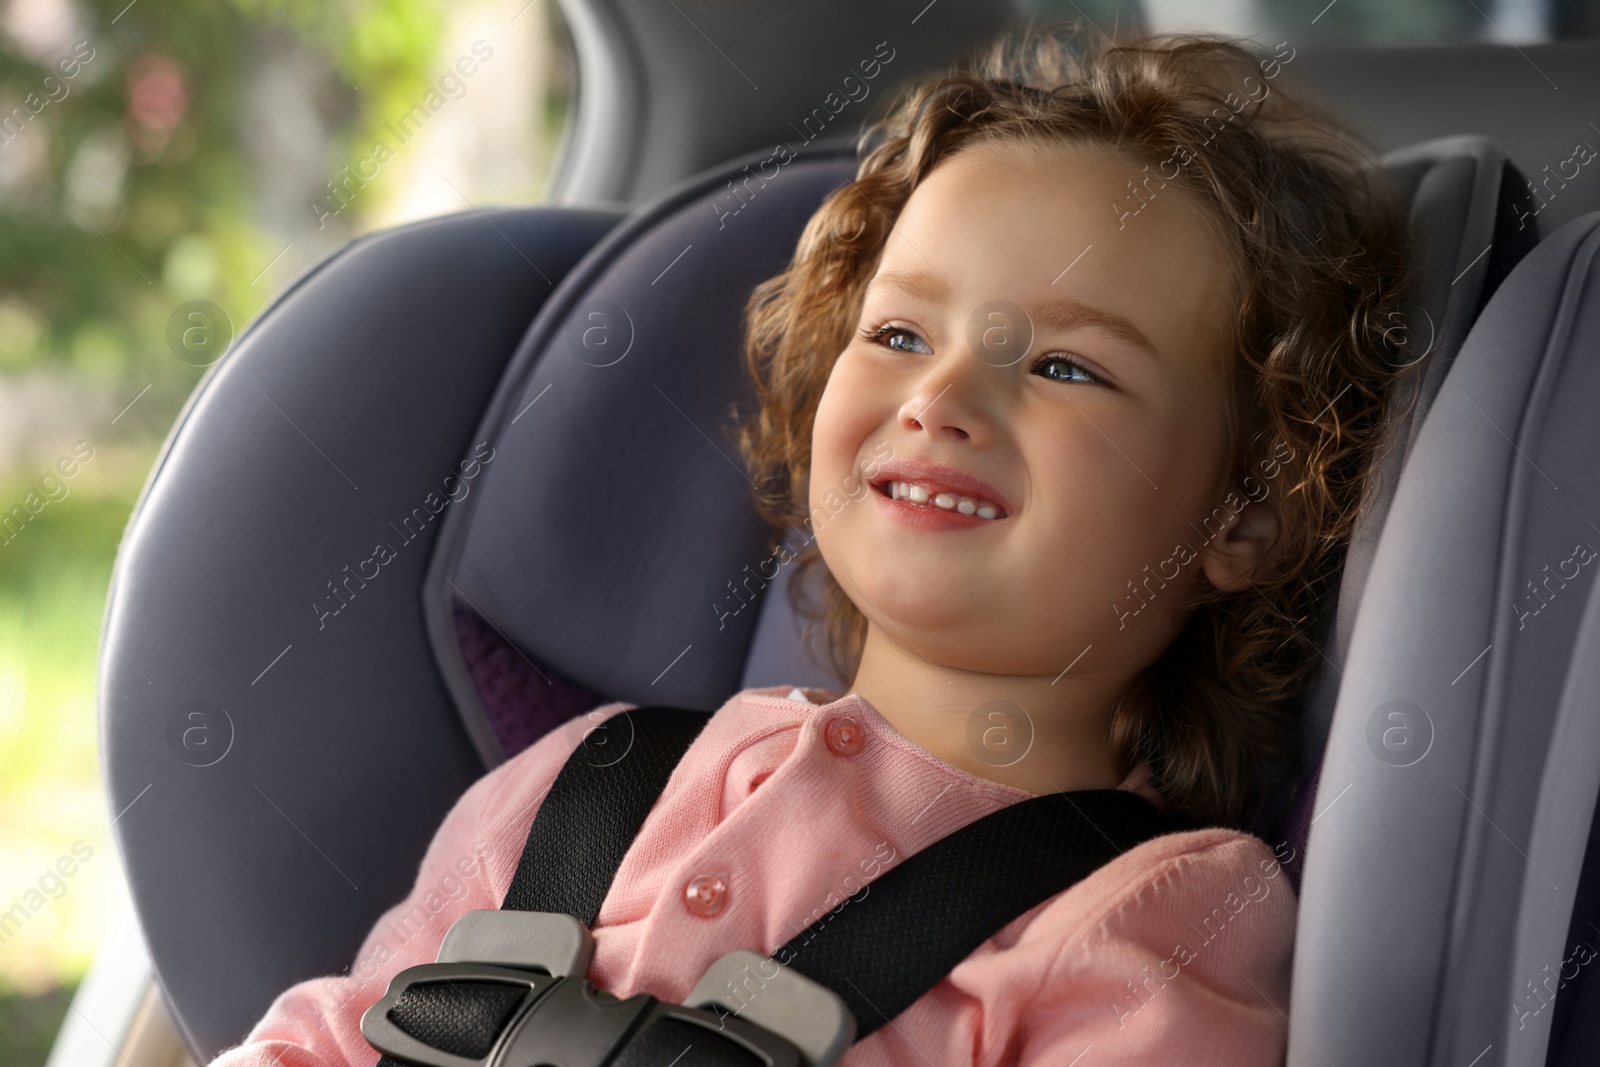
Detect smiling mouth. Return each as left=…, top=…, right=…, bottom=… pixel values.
left=871, top=479, right=1009, bottom=520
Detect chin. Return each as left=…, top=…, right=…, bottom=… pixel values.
left=853, top=579, right=982, bottom=631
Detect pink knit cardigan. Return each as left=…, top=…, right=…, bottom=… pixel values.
left=207, top=684, right=1296, bottom=1066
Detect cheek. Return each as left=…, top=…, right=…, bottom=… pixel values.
left=812, top=356, right=874, bottom=449
left=808, top=387, right=845, bottom=482
left=1021, top=413, right=1195, bottom=579
left=1029, top=406, right=1167, bottom=517
left=1028, top=468, right=1150, bottom=586
left=808, top=365, right=863, bottom=501
left=1091, top=389, right=1222, bottom=509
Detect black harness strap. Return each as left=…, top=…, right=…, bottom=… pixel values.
left=372, top=705, right=1177, bottom=1063
left=770, top=788, right=1175, bottom=1039
left=374, top=706, right=713, bottom=1067
left=499, top=706, right=716, bottom=922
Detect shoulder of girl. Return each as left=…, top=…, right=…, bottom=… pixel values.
left=1024, top=829, right=1299, bottom=1039
left=1028, top=827, right=1298, bottom=947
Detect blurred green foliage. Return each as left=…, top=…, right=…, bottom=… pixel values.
left=0, top=458, right=132, bottom=804
left=0, top=977, right=80, bottom=1067
left=0, top=445, right=143, bottom=1055
left=0, top=0, right=446, bottom=387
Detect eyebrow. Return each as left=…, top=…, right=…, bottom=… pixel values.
left=863, top=269, right=1161, bottom=364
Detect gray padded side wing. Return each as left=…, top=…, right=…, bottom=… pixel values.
left=1298, top=135, right=1527, bottom=765
left=1288, top=213, right=1600, bottom=1067
left=99, top=206, right=620, bottom=1062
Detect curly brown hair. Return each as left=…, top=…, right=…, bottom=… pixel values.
left=723, top=19, right=1421, bottom=831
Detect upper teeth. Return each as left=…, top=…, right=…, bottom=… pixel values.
left=886, top=481, right=1004, bottom=520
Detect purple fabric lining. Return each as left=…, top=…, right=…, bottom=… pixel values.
left=452, top=605, right=607, bottom=762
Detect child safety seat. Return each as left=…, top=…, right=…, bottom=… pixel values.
left=100, top=125, right=1560, bottom=1066
left=357, top=708, right=1174, bottom=1067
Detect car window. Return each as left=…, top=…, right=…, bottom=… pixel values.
left=1022, top=0, right=1600, bottom=43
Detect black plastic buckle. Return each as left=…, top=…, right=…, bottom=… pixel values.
left=360, top=911, right=854, bottom=1067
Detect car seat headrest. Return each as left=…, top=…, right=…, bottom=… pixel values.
left=426, top=145, right=862, bottom=748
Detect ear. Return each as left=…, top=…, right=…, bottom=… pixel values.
left=1198, top=500, right=1278, bottom=593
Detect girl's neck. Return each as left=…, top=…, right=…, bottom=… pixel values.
left=844, top=637, right=1125, bottom=798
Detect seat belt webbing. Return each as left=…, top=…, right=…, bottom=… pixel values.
left=499, top=706, right=715, bottom=923
left=771, top=787, right=1174, bottom=1039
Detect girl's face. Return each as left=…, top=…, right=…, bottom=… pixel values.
left=810, top=138, right=1265, bottom=687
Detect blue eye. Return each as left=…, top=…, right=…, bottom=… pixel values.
left=1030, top=353, right=1106, bottom=387
left=857, top=322, right=1108, bottom=387
left=858, top=322, right=931, bottom=355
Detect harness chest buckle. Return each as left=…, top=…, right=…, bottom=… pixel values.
left=359, top=910, right=855, bottom=1067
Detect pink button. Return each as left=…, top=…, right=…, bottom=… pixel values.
left=684, top=873, right=728, bottom=917
left=825, top=715, right=865, bottom=757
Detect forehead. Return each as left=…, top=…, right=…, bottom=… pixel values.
left=869, top=137, right=1239, bottom=378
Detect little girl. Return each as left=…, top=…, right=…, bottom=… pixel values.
left=209, top=19, right=1414, bottom=1067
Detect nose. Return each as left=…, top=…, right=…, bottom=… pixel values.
left=898, top=332, right=1006, bottom=443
